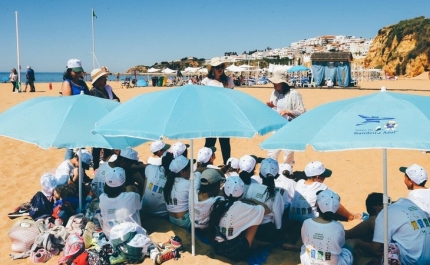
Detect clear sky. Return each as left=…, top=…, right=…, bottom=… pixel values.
left=0, top=0, right=429, bottom=72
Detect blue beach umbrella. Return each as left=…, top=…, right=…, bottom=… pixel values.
left=0, top=94, right=147, bottom=210
left=93, top=84, right=287, bottom=256
left=260, top=89, right=430, bottom=264
left=287, top=65, right=310, bottom=73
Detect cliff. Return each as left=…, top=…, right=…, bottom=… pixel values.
left=364, top=16, right=430, bottom=77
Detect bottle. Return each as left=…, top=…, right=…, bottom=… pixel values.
left=49, top=83, right=52, bottom=90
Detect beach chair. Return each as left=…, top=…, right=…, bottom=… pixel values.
left=121, top=78, right=131, bottom=89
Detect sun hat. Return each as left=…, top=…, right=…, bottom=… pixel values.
left=150, top=140, right=171, bottom=153
left=224, top=176, right=245, bottom=198
left=120, top=147, right=139, bottom=161
left=170, top=141, right=189, bottom=158
left=77, top=149, right=93, bottom=170
left=105, top=167, right=126, bottom=188
left=200, top=169, right=225, bottom=185
left=279, top=163, right=293, bottom=176
left=40, top=173, right=57, bottom=197
left=260, top=158, right=279, bottom=178
left=226, top=157, right=240, bottom=170
left=304, top=161, right=332, bottom=178
left=207, top=57, right=227, bottom=69
left=399, top=164, right=428, bottom=184
left=67, top=59, right=84, bottom=72
left=91, top=66, right=110, bottom=85
left=197, top=147, right=216, bottom=163
left=239, top=155, right=256, bottom=173
left=268, top=70, right=293, bottom=85
left=317, top=189, right=340, bottom=213
left=169, top=155, right=190, bottom=173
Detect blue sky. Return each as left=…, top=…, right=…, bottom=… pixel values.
left=0, top=0, right=429, bottom=72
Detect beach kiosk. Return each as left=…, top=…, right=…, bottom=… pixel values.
left=311, top=52, right=353, bottom=87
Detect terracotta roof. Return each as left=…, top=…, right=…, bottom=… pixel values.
left=311, top=52, right=353, bottom=62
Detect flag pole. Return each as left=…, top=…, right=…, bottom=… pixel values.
left=15, top=11, right=22, bottom=91
left=92, top=8, right=95, bottom=70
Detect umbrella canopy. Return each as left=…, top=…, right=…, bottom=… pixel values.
left=225, top=65, right=243, bottom=72
left=287, top=65, right=310, bottom=73
left=93, top=84, right=287, bottom=140
left=260, top=89, right=430, bottom=265
left=162, top=68, right=176, bottom=74
left=147, top=67, right=161, bottom=73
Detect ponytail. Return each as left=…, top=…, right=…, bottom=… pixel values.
left=163, top=171, right=180, bottom=204
left=208, top=195, right=239, bottom=242
left=261, top=173, right=276, bottom=199
left=239, top=171, right=253, bottom=185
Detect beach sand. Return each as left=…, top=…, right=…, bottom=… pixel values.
left=0, top=78, right=429, bottom=265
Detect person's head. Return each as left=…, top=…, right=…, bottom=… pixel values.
left=91, top=66, right=110, bottom=88
left=103, top=167, right=126, bottom=198
left=223, top=176, right=245, bottom=199
left=239, top=155, right=257, bottom=185
left=316, top=189, right=340, bottom=221
left=197, top=147, right=216, bottom=167
left=117, top=147, right=139, bottom=170
left=73, top=149, right=93, bottom=170
left=64, top=59, right=84, bottom=81
left=207, top=57, right=228, bottom=84
left=40, top=173, right=57, bottom=197
left=224, top=157, right=240, bottom=173
left=268, top=70, right=293, bottom=94
left=161, top=151, right=174, bottom=174
left=27, top=66, right=31, bottom=70
left=164, top=156, right=192, bottom=203
left=54, top=183, right=77, bottom=200
left=199, top=169, right=225, bottom=197
left=400, top=164, right=428, bottom=189
left=150, top=140, right=171, bottom=157
left=170, top=141, right=189, bottom=158
left=304, top=161, right=332, bottom=183
left=279, top=163, right=293, bottom=179
left=11, top=68, right=17, bottom=74
left=260, top=158, right=279, bottom=199
left=365, top=192, right=383, bottom=216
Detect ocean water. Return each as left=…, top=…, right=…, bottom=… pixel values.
left=0, top=72, right=148, bottom=83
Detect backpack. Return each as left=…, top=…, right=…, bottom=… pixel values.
left=8, top=218, right=41, bottom=253
left=58, top=234, right=85, bottom=265
left=29, top=191, right=54, bottom=220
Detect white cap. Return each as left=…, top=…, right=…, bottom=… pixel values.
left=224, top=176, right=244, bottom=198
left=279, top=163, right=292, bottom=176
left=27, top=66, right=31, bottom=69
left=169, top=155, right=190, bottom=173
left=317, top=189, right=340, bottom=213
left=150, top=140, right=170, bottom=153
left=239, top=155, right=256, bottom=173
left=170, top=141, right=189, bottom=158
left=120, top=147, right=139, bottom=161
left=105, top=167, right=126, bottom=188
left=304, top=161, right=332, bottom=178
left=40, top=173, right=57, bottom=197
left=197, top=147, right=216, bottom=163
left=260, top=158, right=279, bottom=178
left=226, top=157, right=240, bottom=169
left=66, top=59, right=84, bottom=72
left=400, top=164, right=428, bottom=184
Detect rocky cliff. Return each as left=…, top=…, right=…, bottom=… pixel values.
left=364, top=16, right=430, bottom=77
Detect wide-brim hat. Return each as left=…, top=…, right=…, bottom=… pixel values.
left=268, top=70, right=293, bottom=86
left=207, top=57, right=227, bottom=69
left=91, top=66, right=110, bottom=85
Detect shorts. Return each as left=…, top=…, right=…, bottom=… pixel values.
left=169, top=212, right=190, bottom=229
left=213, top=234, right=249, bottom=261
left=255, top=222, right=282, bottom=242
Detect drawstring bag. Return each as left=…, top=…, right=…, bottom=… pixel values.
left=8, top=218, right=41, bottom=253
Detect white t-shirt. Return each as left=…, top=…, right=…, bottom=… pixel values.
left=166, top=177, right=190, bottom=213
left=147, top=156, right=162, bottom=166
left=99, top=192, right=142, bottom=239
left=201, top=77, right=234, bottom=88
left=140, top=165, right=168, bottom=217
left=289, top=179, right=328, bottom=222
left=55, top=160, right=75, bottom=187
left=275, top=176, right=296, bottom=209
left=91, top=162, right=113, bottom=197
left=245, top=183, right=284, bottom=229
left=300, top=219, right=350, bottom=265
left=242, top=178, right=260, bottom=198
left=373, top=198, right=430, bottom=264
left=408, top=189, right=430, bottom=215
left=215, top=201, right=265, bottom=242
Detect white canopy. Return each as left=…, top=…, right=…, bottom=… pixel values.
left=162, top=68, right=176, bottom=74
left=225, top=65, right=244, bottom=72
left=239, top=64, right=254, bottom=68
left=147, top=67, right=161, bottom=73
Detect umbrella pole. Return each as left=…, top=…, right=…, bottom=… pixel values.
left=190, top=139, right=196, bottom=256
left=78, top=148, right=83, bottom=213
left=382, top=148, right=388, bottom=265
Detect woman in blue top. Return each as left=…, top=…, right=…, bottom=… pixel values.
left=61, top=59, right=90, bottom=96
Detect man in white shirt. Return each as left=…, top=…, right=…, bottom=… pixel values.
left=399, top=164, right=430, bottom=215
left=55, top=149, right=93, bottom=186
left=147, top=140, right=170, bottom=166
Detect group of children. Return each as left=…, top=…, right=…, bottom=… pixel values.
left=10, top=139, right=430, bottom=264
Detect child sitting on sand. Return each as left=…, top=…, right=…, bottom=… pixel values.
left=238, top=155, right=261, bottom=196
left=399, top=164, right=430, bottom=214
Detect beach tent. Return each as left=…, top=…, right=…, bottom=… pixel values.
left=162, top=68, right=176, bottom=74
left=136, top=79, right=148, bottom=87
left=311, top=52, right=353, bottom=87
left=147, top=67, right=161, bottom=73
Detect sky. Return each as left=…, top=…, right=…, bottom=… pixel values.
left=0, top=0, right=429, bottom=72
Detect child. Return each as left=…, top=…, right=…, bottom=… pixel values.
left=196, top=147, right=218, bottom=169
left=147, top=140, right=170, bottom=166
left=300, top=189, right=355, bottom=265
left=275, top=163, right=297, bottom=212
left=224, top=157, right=240, bottom=178
left=238, top=155, right=260, bottom=196
left=399, top=164, right=430, bottom=214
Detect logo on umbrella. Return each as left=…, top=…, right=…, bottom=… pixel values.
left=356, top=115, right=395, bottom=126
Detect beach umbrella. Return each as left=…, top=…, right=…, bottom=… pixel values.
left=260, top=88, right=430, bottom=265
left=93, top=84, right=287, bottom=255
left=0, top=94, right=146, bottom=211
left=287, top=65, right=310, bottom=73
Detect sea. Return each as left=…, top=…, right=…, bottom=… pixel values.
left=0, top=72, right=146, bottom=83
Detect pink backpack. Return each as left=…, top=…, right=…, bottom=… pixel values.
left=58, top=234, right=85, bottom=265
left=8, top=218, right=41, bottom=253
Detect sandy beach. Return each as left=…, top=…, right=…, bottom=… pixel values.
left=1, top=78, right=429, bottom=265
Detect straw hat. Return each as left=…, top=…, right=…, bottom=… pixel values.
left=207, top=57, right=227, bottom=69
left=268, top=70, right=292, bottom=85
left=91, top=66, right=110, bottom=85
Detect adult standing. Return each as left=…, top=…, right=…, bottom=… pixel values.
left=9, top=68, right=18, bottom=93
left=61, top=59, right=90, bottom=96
left=201, top=57, right=235, bottom=165
left=266, top=70, right=306, bottom=166
left=25, top=66, right=36, bottom=92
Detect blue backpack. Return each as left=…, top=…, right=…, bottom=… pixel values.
left=29, top=192, right=54, bottom=220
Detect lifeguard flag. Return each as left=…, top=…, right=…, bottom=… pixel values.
left=93, top=10, right=97, bottom=19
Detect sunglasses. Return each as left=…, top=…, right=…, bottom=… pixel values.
left=73, top=70, right=83, bottom=74
left=214, top=65, right=224, bottom=70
